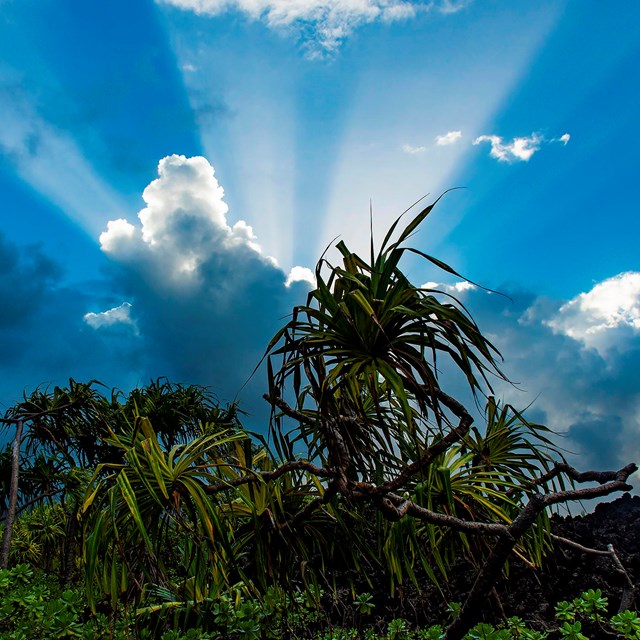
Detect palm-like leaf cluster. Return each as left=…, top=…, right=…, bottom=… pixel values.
left=266, top=197, right=504, bottom=480
left=81, top=417, right=355, bottom=610
left=82, top=417, right=243, bottom=609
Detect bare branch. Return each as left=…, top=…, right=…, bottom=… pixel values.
left=552, top=534, right=636, bottom=613
left=539, top=463, right=636, bottom=507
left=262, top=394, right=316, bottom=426
left=384, top=492, right=508, bottom=536
left=551, top=533, right=610, bottom=556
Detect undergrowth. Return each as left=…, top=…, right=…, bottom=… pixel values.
left=1, top=565, right=638, bottom=640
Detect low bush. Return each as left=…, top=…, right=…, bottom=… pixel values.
left=1, top=564, right=638, bottom=640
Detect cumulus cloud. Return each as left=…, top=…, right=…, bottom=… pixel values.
left=285, top=265, right=316, bottom=288
left=99, top=219, right=136, bottom=253
left=473, top=133, right=542, bottom=162
left=435, top=130, right=462, bottom=146
left=473, top=131, right=571, bottom=163
left=100, top=154, right=272, bottom=288
left=84, top=302, right=136, bottom=330
left=402, top=130, right=461, bottom=156
left=421, top=280, right=475, bottom=294
left=546, top=272, right=640, bottom=354
left=97, top=154, right=307, bottom=416
left=157, top=0, right=470, bottom=54
left=435, top=278, right=640, bottom=477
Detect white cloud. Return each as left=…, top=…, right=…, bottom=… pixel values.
left=436, top=0, right=470, bottom=13
left=473, top=131, right=571, bottom=163
left=421, top=280, right=476, bottom=294
left=546, top=272, right=640, bottom=354
left=99, top=219, right=136, bottom=253
left=100, top=154, right=270, bottom=288
left=473, top=133, right=542, bottom=162
left=402, top=143, right=428, bottom=154
left=96, top=155, right=304, bottom=411
left=285, top=265, right=316, bottom=288
left=443, top=282, right=640, bottom=475
left=83, top=302, right=136, bottom=330
left=435, top=130, right=462, bottom=146
left=157, top=1, right=469, bottom=53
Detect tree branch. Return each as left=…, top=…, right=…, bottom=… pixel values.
left=378, top=493, right=509, bottom=536
left=377, top=389, right=474, bottom=494
left=445, top=462, right=638, bottom=640
left=262, top=394, right=316, bottom=426
left=552, top=534, right=636, bottom=613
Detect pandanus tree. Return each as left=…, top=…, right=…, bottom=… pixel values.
left=80, top=196, right=636, bottom=639
left=0, top=378, right=238, bottom=578
left=262, top=196, right=636, bottom=639
left=0, top=380, right=105, bottom=570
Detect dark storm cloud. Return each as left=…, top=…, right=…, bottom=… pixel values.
left=0, top=235, right=61, bottom=330
left=0, top=235, right=144, bottom=411
left=453, top=283, right=640, bottom=478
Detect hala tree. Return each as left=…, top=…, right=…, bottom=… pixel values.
left=262, top=195, right=637, bottom=639
left=0, top=378, right=240, bottom=577
left=79, top=196, right=637, bottom=639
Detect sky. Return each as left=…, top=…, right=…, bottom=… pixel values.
left=1, top=0, right=639, bottom=484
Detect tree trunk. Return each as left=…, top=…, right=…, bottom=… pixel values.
left=1, top=419, right=24, bottom=569
left=63, top=501, right=80, bottom=582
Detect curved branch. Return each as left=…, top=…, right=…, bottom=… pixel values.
left=445, top=462, right=637, bottom=640
left=262, top=394, right=316, bottom=426
left=552, top=534, right=636, bottom=613
left=382, top=493, right=508, bottom=536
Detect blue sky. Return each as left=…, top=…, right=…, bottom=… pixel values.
left=1, top=0, right=639, bottom=478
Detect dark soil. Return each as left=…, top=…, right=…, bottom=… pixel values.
left=497, top=493, right=640, bottom=624
left=322, top=494, right=640, bottom=632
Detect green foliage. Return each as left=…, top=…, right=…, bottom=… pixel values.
left=610, top=611, right=640, bottom=639
left=354, top=592, right=376, bottom=616
left=552, top=589, right=640, bottom=639
left=136, top=584, right=324, bottom=639
left=573, top=588, right=608, bottom=621
left=81, top=416, right=245, bottom=609
left=0, top=563, right=638, bottom=640
left=266, top=196, right=504, bottom=478
left=387, top=618, right=411, bottom=640
left=0, top=564, right=129, bottom=639
left=557, top=621, right=588, bottom=640
left=7, top=503, right=66, bottom=569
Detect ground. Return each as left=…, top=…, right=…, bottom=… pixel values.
left=322, top=494, right=640, bottom=632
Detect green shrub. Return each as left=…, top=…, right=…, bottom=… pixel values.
left=0, top=564, right=129, bottom=639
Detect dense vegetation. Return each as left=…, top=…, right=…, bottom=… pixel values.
left=1, top=198, right=637, bottom=639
